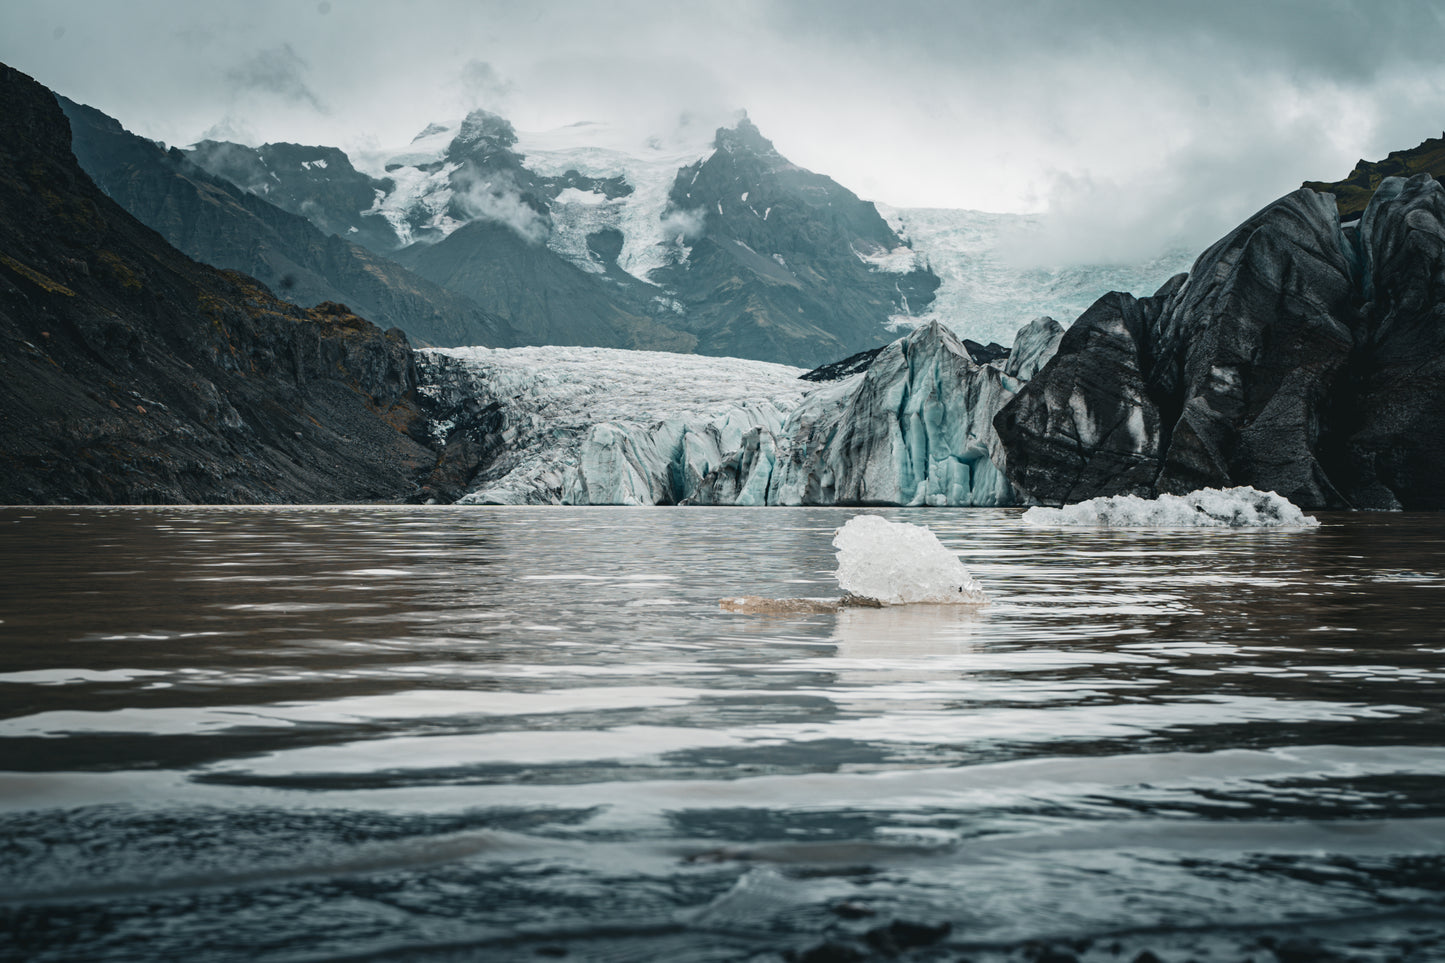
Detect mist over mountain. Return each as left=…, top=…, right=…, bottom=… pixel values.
left=181, top=108, right=943, bottom=366
left=58, top=96, right=514, bottom=349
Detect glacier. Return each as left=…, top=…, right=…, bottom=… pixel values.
left=875, top=205, right=1195, bottom=348
left=417, top=318, right=1063, bottom=507
left=553, top=317, right=1062, bottom=507
left=1022, top=487, right=1321, bottom=528
left=416, top=346, right=807, bottom=505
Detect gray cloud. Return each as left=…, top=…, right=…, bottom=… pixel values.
left=6, top=0, right=1445, bottom=265
left=225, top=43, right=326, bottom=112
left=458, top=59, right=514, bottom=110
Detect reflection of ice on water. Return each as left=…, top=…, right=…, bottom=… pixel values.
left=830, top=603, right=981, bottom=661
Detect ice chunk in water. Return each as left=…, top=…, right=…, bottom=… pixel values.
left=1022, top=486, right=1320, bottom=528
left=833, top=515, right=988, bottom=605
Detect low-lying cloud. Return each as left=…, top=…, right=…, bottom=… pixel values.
left=451, top=169, right=549, bottom=245
left=225, top=43, right=326, bottom=113
left=660, top=206, right=707, bottom=243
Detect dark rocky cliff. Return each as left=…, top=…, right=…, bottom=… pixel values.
left=0, top=63, right=439, bottom=504
left=995, top=178, right=1445, bottom=510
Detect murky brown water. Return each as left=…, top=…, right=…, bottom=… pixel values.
left=1, top=506, right=1442, bottom=961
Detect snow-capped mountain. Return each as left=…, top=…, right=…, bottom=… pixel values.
left=186, top=110, right=940, bottom=366
left=181, top=107, right=1199, bottom=361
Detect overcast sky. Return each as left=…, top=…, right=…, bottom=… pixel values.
left=5, top=0, right=1445, bottom=262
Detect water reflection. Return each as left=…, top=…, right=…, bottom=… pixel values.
left=1, top=507, right=1444, bottom=962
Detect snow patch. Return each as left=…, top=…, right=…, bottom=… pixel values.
left=833, top=515, right=988, bottom=605
left=1022, top=487, right=1320, bottom=528
left=514, top=120, right=718, bottom=283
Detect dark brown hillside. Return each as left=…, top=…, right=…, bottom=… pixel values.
left=1303, top=133, right=1445, bottom=220
left=0, top=63, right=438, bottom=504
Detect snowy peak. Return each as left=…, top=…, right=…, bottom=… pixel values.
left=651, top=116, right=939, bottom=363
left=176, top=105, right=940, bottom=365
left=714, top=115, right=785, bottom=164
left=447, top=109, right=518, bottom=161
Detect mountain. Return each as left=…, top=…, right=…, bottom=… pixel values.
left=191, top=110, right=939, bottom=366
left=186, top=138, right=403, bottom=254
left=649, top=118, right=939, bottom=365
left=57, top=97, right=514, bottom=349
left=0, top=62, right=438, bottom=504
left=1303, top=133, right=1445, bottom=221
left=393, top=219, right=697, bottom=352
left=995, top=177, right=1445, bottom=510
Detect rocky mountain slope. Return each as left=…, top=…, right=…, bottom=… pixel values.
left=647, top=118, right=939, bottom=364
left=57, top=97, right=514, bottom=349
left=995, top=178, right=1445, bottom=510
left=0, top=63, right=439, bottom=504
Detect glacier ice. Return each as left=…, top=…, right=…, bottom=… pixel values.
left=876, top=204, right=1194, bottom=348
left=760, top=319, right=1060, bottom=507
left=1021, top=486, right=1321, bottom=528
left=421, top=316, right=1064, bottom=507
left=417, top=345, right=806, bottom=505
left=686, top=317, right=1064, bottom=508
left=516, top=316, right=1064, bottom=507
left=833, top=515, right=988, bottom=605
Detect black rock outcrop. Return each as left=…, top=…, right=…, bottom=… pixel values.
left=0, top=63, right=438, bottom=504
left=996, top=178, right=1445, bottom=510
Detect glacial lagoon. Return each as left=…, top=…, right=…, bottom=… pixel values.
left=1, top=506, right=1443, bottom=961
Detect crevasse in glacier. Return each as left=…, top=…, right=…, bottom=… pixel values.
left=765, top=319, right=1062, bottom=506
left=562, top=403, right=790, bottom=506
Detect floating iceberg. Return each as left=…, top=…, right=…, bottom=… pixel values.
left=1021, top=486, right=1320, bottom=528
left=833, top=515, right=989, bottom=605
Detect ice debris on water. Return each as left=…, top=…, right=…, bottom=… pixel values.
left=833, top=515, right=988, bottom=605
left=1021, top=486, right=1320, bottom=528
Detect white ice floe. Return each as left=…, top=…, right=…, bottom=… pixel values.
left=833, top=515, right=988, bottom=605
left=1021, top=486, right=1320, bottom=528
